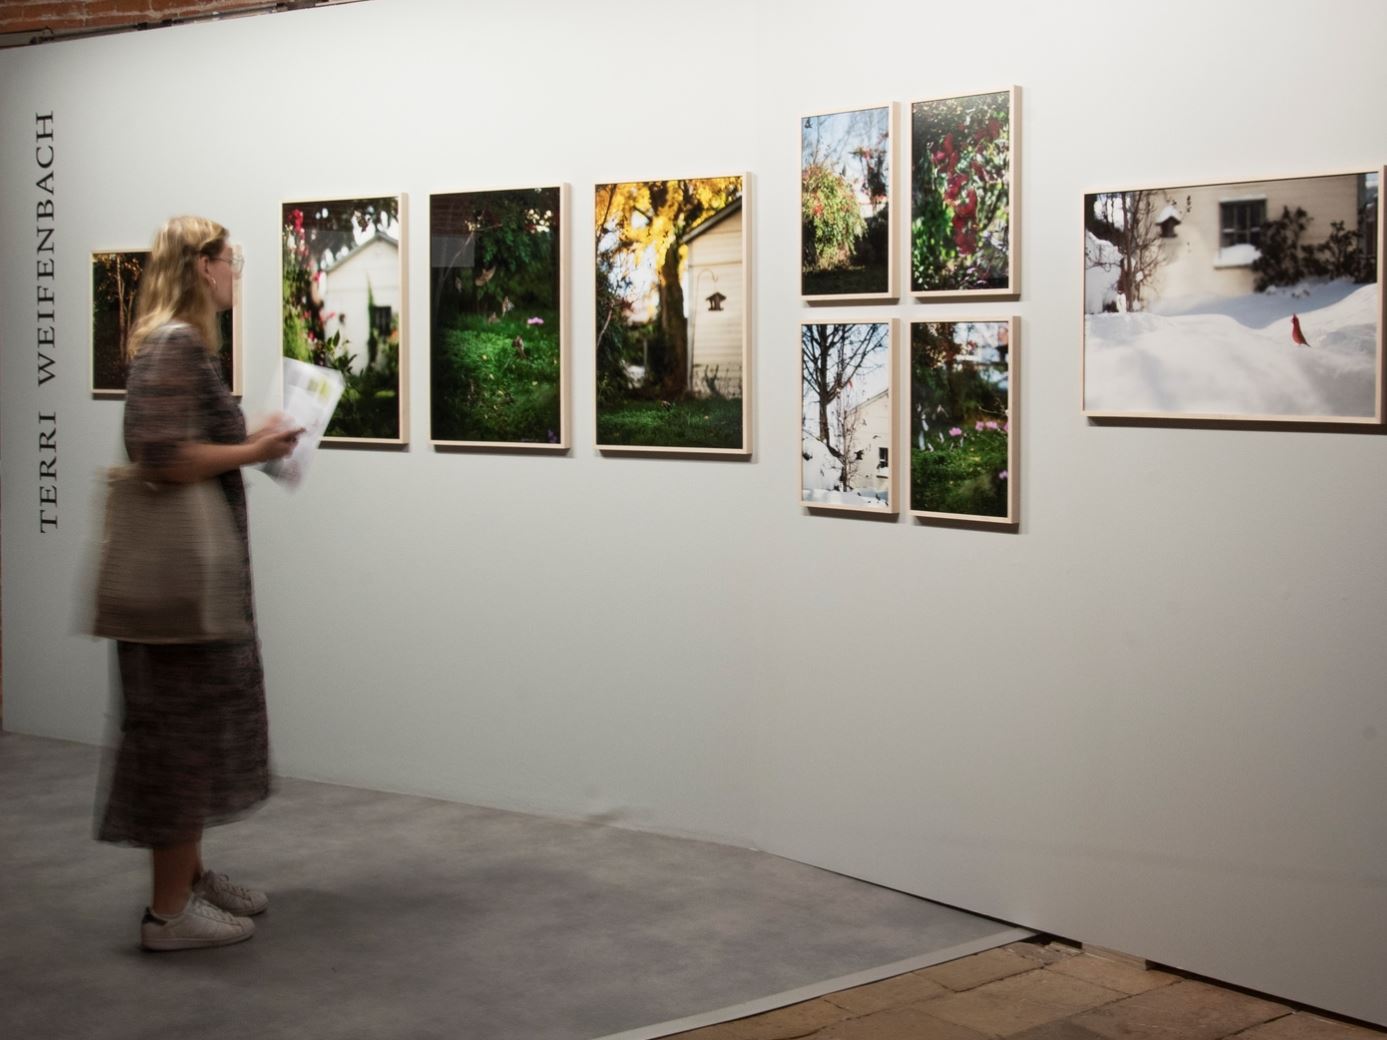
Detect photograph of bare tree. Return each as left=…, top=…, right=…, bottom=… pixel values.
left=910, top=88, right=1017, bottom=296
left=595, top=175, right=748, bottom=453
left=92, top=249, right=237, bottom=395
left=911, top=319, right=1014, bottom=522
left=283, top=195, right=406, bottom=442
left=431, top=186, right=565, bottom=448
left=801, top=320, right=896, bottom=512
left=1084, top=170, right=1381, bottom=422
left=801, top=105, right=895, bottom=300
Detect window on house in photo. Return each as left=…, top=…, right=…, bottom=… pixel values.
left=1361, top=176, right=1378, bottom=271
left=1220, top=199, right=1267, bottom=248
left=370, top=304, right=392, bottom=340
left=368, top=303, right=393, bottom=365
left=878, top=446, right=889, bottom=469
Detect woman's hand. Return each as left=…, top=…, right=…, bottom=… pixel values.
left=247, top=415, right=303, bottom=463
left=154, top=417, right=304, bottom=481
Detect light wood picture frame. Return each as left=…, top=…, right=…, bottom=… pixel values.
left=281, top=194, right=409, bottom=444
left=90, top=247, right=242, bottom=398
left=429, top=184, right=568, bottom=450
left=801, top=103, right=898, bottom=302
left=801, top=319, right=898, bottom=513
left=1082, top=167, right=1382, bottom=424
left=909, top=318, right=1017, bottom=524
left=909, top=86, right=1019, bottom=299
left=594, top=173, right=751, bottom=455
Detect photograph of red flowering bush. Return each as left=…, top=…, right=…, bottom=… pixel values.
left=910, top=89, right=1016, bottom=295
left=282, top=195, right=405, bottom=442
left=801, top=105, right=894, bottom=299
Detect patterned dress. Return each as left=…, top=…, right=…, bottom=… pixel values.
left=97, top=322, right=271, bottom=847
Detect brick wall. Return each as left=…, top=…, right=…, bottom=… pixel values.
left=1, top=1, right=354, bottom=42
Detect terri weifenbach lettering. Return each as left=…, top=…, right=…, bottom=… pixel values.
left=37, top=110, right=58, bottom=532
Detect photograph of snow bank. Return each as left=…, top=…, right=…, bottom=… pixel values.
left=1083, top=170, right=1381, bottom=423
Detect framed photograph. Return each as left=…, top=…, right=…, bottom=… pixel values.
left=1083, top=168, right=1382, bottom=423
left=801, top=104, right=897, bottom=301
left=430, top=185, right=567, bottom=449
left=91, top=248, right=240, bottom=396
left=909, top=87, right=1019, bottom=297
left=801, top=320, right=897, bottom=513
left=282, top=195, right=408, bottom=443
left=910, top=319, right=1016, bottom=524
left=594, top=174, right=750, bottom=454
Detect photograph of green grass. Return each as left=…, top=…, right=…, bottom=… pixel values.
left=92, top=249, right=237, bottom=395
left=910, top=319, right=1015, bottom=523
left=801, top=104, right=895, bottom=300
left=282, top=195, right=406, bottom=443
left=910, top=88, right=1017, bottom=296
left=431, top=186, right=565, bottom=448
left=595, top=175, right=748, bottom=453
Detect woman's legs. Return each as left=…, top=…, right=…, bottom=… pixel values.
left=150, top=836, right=203, bottom=916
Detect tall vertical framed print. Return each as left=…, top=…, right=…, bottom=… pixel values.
left=909, top=318, right=1016, bottom=523
left=801, top=319, right=898, bottom=513
left=594, top=174, right=750, bottom=454
left=909, top=87, right=1019, bottom=298
left=430, top=185, right=567, bottom=449
left=801, top=104, right=897, bottom=301
left=282, top=194, right=408, bottom=443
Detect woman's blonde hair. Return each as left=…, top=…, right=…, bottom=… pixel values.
left=128, top=215, right=229, bottom=357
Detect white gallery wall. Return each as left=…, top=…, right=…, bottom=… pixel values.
left=3, top=0, right=1385, bottom=1025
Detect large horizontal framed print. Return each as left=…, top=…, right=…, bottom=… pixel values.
left=594, top=175, right=750, bottom=454
left=1083, top=168, right=1382, bottom=423
left=91, top=249, right=240, bottom=396
left=801, top=104, right=897, bottom=301
left=910, top=319, right=1016, bottom=524
left=909, top=87, right=1019, bottom=298
left=430, top=185, right=567, bottom=449
left=282, top=195, right=408, bottom=444
left=801, top=320, right=898, bottom=513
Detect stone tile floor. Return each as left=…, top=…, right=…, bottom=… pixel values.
left=669, top=938, right=1385, bottom=1040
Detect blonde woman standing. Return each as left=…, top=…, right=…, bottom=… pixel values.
left=97, top=216, right=300, bottom=950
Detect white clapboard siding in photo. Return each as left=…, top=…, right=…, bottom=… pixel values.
left=683, top=199, right=743, bottom=398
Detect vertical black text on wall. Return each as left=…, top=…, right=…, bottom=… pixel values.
left=37, top=111, right=58, bottom=532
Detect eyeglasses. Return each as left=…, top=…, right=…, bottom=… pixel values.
left=212, top=251, right=244, bottom=274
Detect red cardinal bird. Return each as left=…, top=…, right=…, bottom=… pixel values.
left=1290, top=314, right=1311, bottom=348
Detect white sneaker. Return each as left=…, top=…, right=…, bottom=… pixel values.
left=140, top=893, right=254, bottom=951
left=195, top=869, right=269, bottom=917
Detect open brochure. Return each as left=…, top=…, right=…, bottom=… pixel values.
left=260, top=359, right=344, bottom=488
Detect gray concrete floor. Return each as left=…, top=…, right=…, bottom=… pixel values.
left=0, top=732, right=1022, bottom=1040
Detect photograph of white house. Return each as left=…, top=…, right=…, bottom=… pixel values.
left=320, top=226, right=400, bottom=376
left=282, top=196, right=405, bottom=441
left=1083, top=169, right=1380, bottom=421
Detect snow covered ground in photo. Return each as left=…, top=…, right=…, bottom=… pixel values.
left=1084, top=274, right=1380, bottom=418
left=802, top=434, right=889, bottom=508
